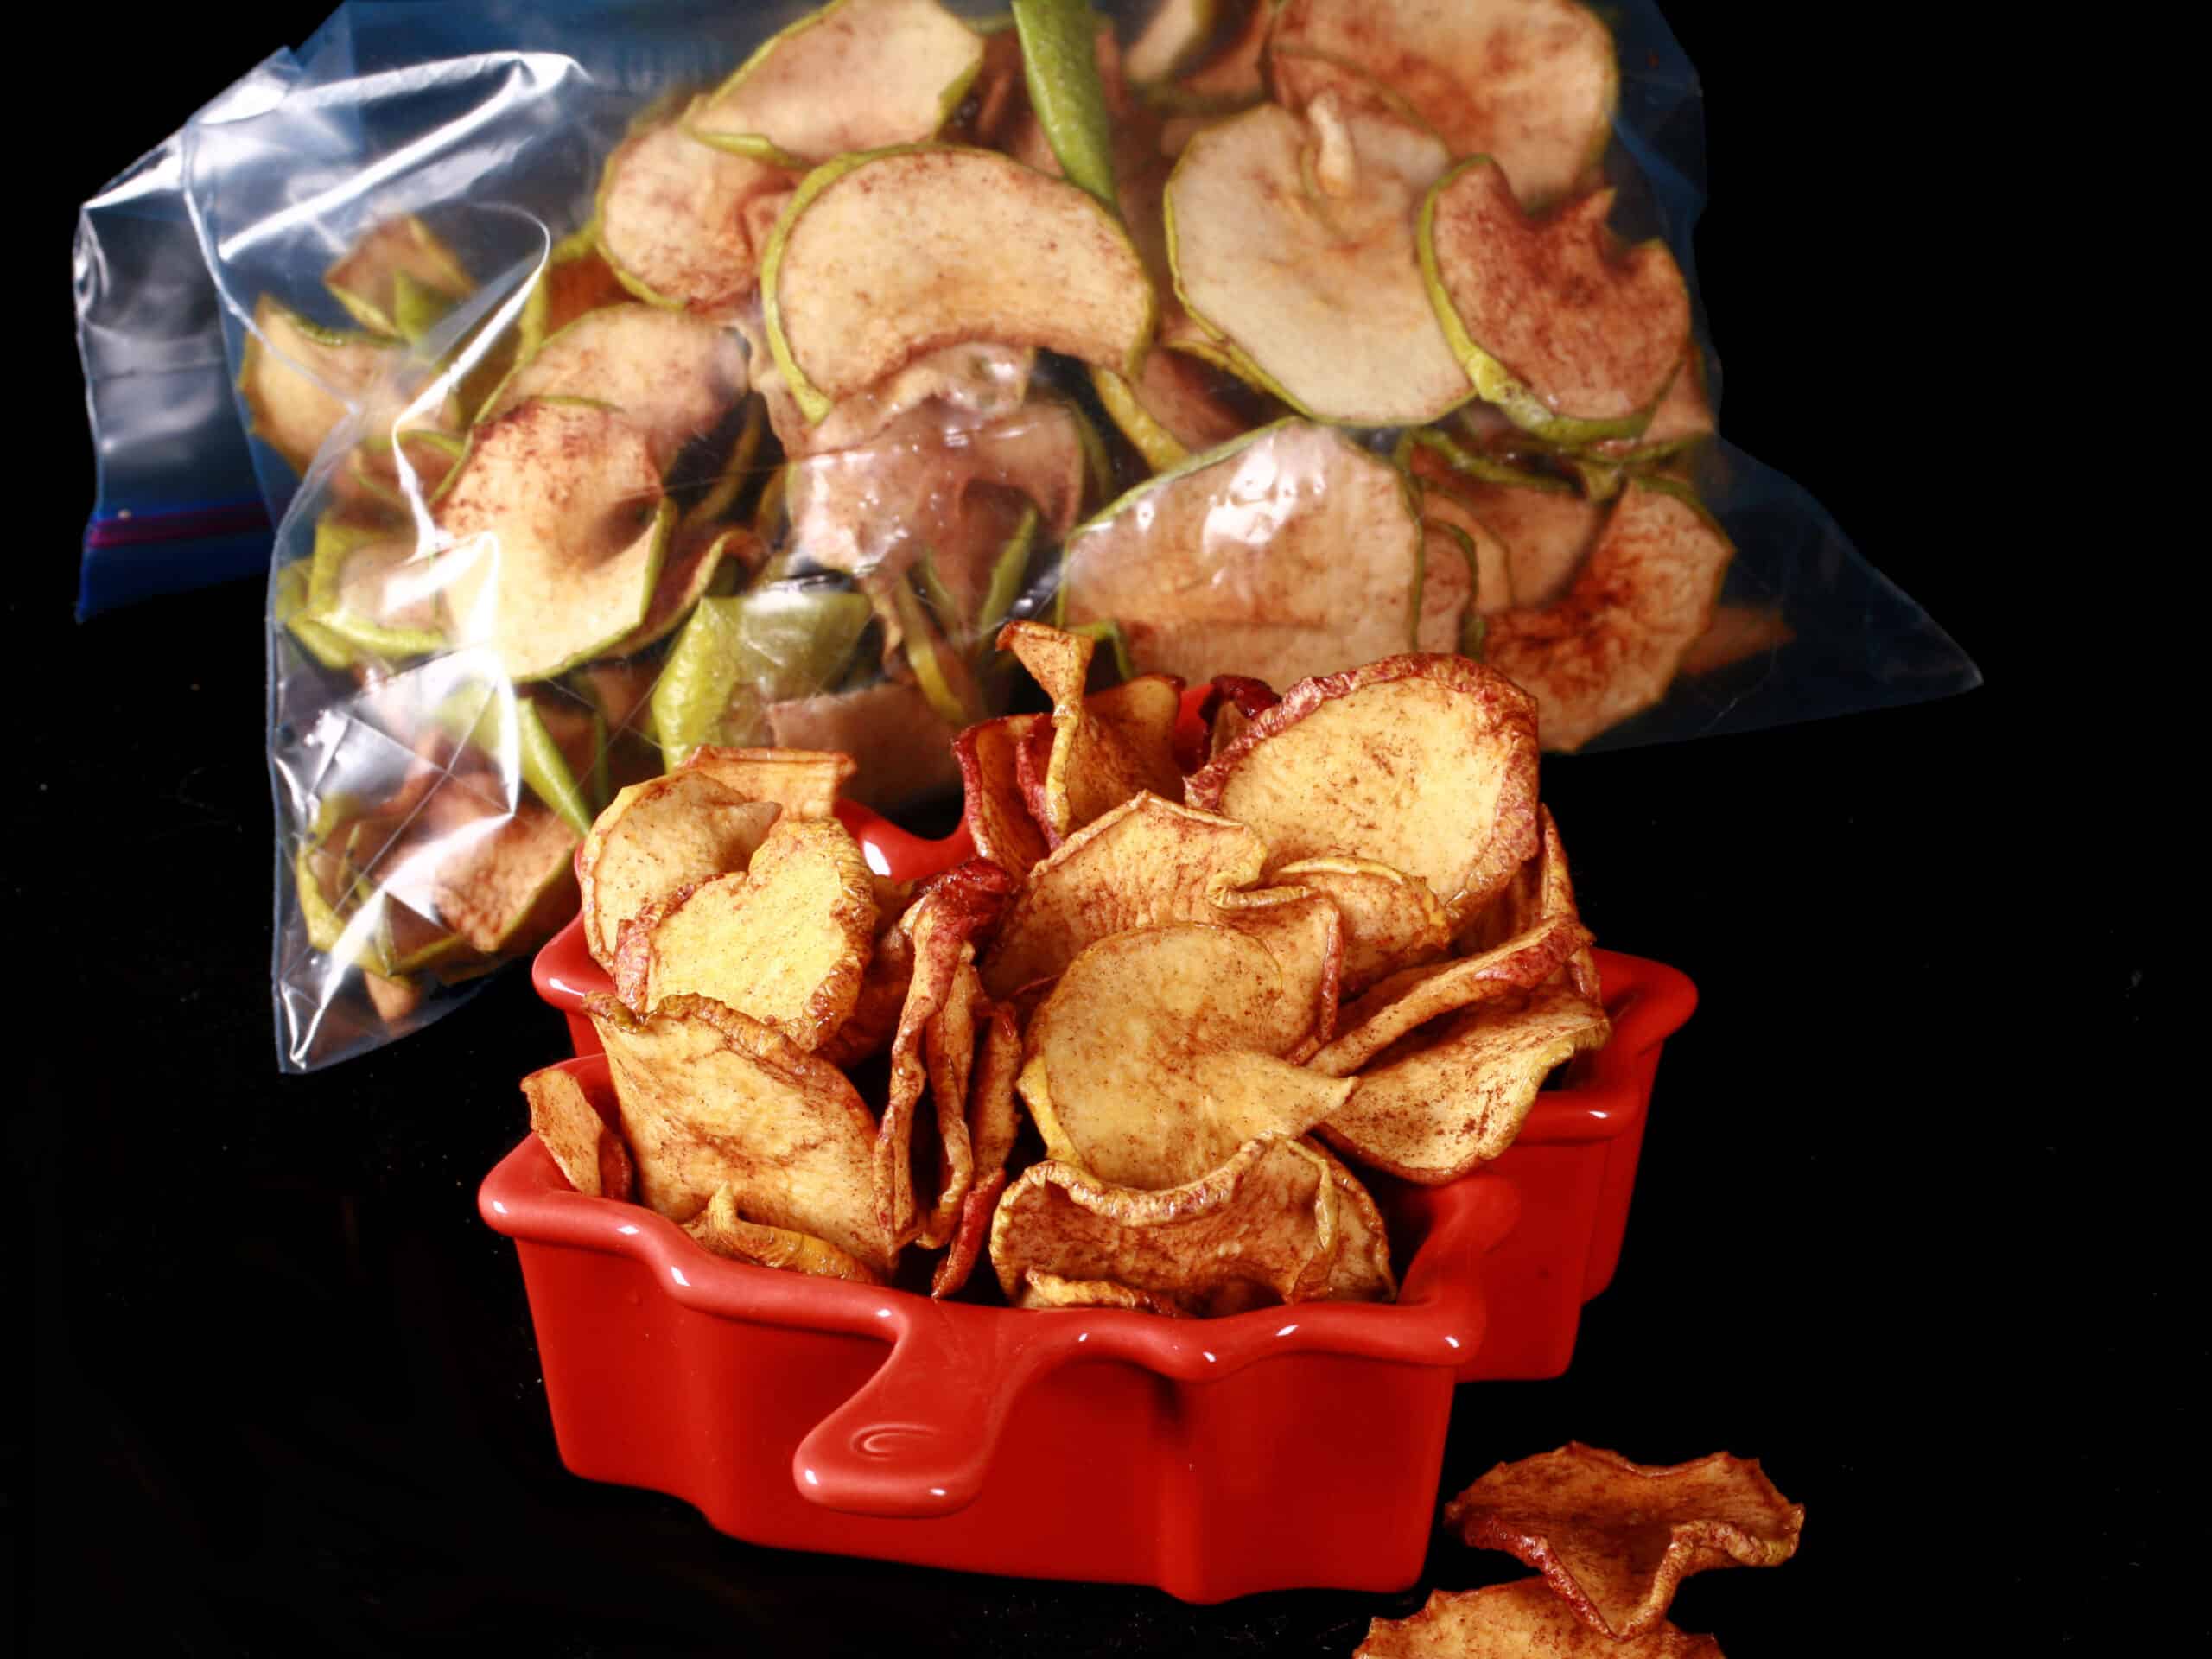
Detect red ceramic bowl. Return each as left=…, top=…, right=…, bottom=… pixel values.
left=495, top=734, right=1696, bottom=1595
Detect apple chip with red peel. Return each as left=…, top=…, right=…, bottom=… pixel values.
left=875, top=860, right=1018, bottom=1250
left=579, top=772, right=782, bottom=969
left=613, top=814, right=878, bottom=1050
left=1355, top=1581, right=1724, bottom=1659
left=1311, top=911, right=1589, bottom=1077
left=817, top=919, right=914, bottom=1068
left=1443, top=1444, right=1805, bottom=1641
left=979, top=792, right=1267, bottom=1000
left=955, top=713, right=1052, bottom=880
left=1324, top=984, right=1610, bottom=1181
left=522, top=1065, right=634, bottom=1201
left=1018, top=892, right=1351, bottom=1189
left=931, top=1167, right=1007, bottom=1299
left=989, top=1135, right=1361, bottom=1314
left=1190, top=674, right=1280, bottom=767
left=1015, top=1270, right=1186, bottom=1316
left=1484, top=480, right=1735, bottom=752
left=1465, top=805, right=1599, bottom=998
left=684, top=1184, right=887, bottom=1286
left=1276, top=855, right=1451, bottom=996
left=914, top=957, right=983, bottom=1249
left=998, top=622, right=1186, bottom=843
left=1312, top=1141, right=1398, bottom=1302
left=586, top=992, right=893, bottom=1274
left=1187, top=653, right=1541, bottom=931
left=679, top=745, right=856, bottom=818
left=967, top=1001, right=1023, bottom=1183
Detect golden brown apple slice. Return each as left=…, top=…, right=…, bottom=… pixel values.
left=479, top=304, right=747, bottom=467
left=677, top=745, right=855, bottom=818
left=521, top=1065, right=636, bottom=1200
left=587, top=991, right=893, bottom=1275
left=1186, top=652, right=1541, bottom=931
left=578, top=770, right=783, bottom=969
left=684, top=1184, right=887, bottom=1284
left=595, top=107, right=795, bottom=316
left=611, top=813, right=878, bottom=1051
left=1353, top=1580, right=1722, bottom=1659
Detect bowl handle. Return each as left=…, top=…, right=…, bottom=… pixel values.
left=791, top=1300, right=1058, bottom=1519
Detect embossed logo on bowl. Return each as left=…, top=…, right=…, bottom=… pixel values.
left=853, top=1422, right=938, bottom=1461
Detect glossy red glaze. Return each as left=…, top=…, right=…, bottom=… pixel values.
left=512, top=778, right=1696, bottom=1590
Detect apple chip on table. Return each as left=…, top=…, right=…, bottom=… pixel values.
left=524, top=621, right=1621, bottom=1314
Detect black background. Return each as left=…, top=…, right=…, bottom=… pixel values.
left=19, top=4, right=2170, bottom=1654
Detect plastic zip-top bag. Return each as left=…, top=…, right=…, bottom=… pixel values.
left=71, top=0, right=1976, bottom=1070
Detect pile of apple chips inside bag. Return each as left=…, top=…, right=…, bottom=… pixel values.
left=265, top=0, right=1749, bottom=1051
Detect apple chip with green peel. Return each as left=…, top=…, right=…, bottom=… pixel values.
left=1017, top=890, right=1349, bottom=1189
left=596, top=110, right=796, bottom=316
left=522, top=1065, right=635, bottom=1200
left=1165, top=99, right=1467, bottom=425
left=435, top=399, right=671, bottom=681
left=239, top=296, right=404, bottom=475
left=376, top=786, right=580, bottom=957
left=480, top=304, right=747, bottom=467
left=1580, top=349, right=1713, bottom=464
left=1408, top=438, right=1599, bottom=608
left=1271, top=0, right=1618, bottom=208
left=955, top=713, right=1052, bottom=880
left=1443, top=1444, right=1805, bottom=1642
left=1422, top=160, right=1691, bottom=444
left=754, top=334, right=1039, bottom=460
left=763, top=683, right=967, bottom=812
left=651, top=590, right=877, bottom=764
left=1058, top=421, right=1424, bottom=690
left=304, top=525, right=448, bottom=659
left=1324, top=982, right=1609, bottom=1181
left=1089, top=348, right=1253, bottom=472
left=876, top=860, right=1017, bottom=1249
left=988, top=1134, right=1372, bottom=1314
left=1275, top=855, right=1451, bottom=995
left=1310, top=909, right=1588, bottom=1077
left=335, top=427, right=468, bottom=516
left=1419, top=491, right=1516, bottom=622
left=1484, top=479, right=1734, bottom=751
left=587, top=991, right=893, bottom=1274
left=578, top=769, right=783, bottom=968
left=607, top=524, right=758, bottom=660
left=518, top=224, right=631, bottom=365
left=1155, top=0, right=1270, bottom=111
left=688, top=0, right=983, bottom=166
left=980, top=791, right=1266, bottom=1000
left=1124, top=0, right=1225, bottom=86
left=612, top=813, right=878, bottom=1050
left=762, top=145, right=1154, bottom=424
left=325, top=215, right=473, bottom=340
left=1187, top=652, right=1541, bottom=931
left=1354, top=1581, right=1724, bottom=1659
left=685, top=1184, right=888, bottom=1284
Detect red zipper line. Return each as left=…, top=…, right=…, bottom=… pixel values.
left=84, top=499, right=272, bottom=550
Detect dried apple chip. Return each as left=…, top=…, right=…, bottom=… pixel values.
left=678, top=745, right=856, bottom=818
left=595, top=107, right=795, bottom=315
left=762, top=145, right=1154, bottom=423
left=979, top=791, right=1266, bottom=1000
left=1058, top=421, right=1425, bottom=690
left=876, top=861, right=1018, bottom=1250
left=587, top=991, right=893, bottom=1274
left=612, top=813, right=878, bottom=1050
left=1324, top=984, right=1609, bottom=1180
left=1443, top=1444, right=1805, bottom=1641
left=1310, top=911, right=1588, bottom=1077
left=579, top=771, right=782, bottom=968
left=931, top=1167, right=1008, bottom=1299
left=479, top=303, right=748, bottom=467
left=1018, top=892, right=1351, bottom=1188
left=955, top=713, right=1052, bottom=881
left=1484, top=480, right=1734, bottom=752
left=1272, top=0, right=1618, bottom=208
left=763, top=684, right=965, bottom=812
left=1354, top=1580, right=1723, bottom=1659
left=1276, top=855, right=1450, bottom=996
left=1422, top=160, right=1691, bottom=444
left=1187, top=653, right=1541, bottom=931
left=996, top=621, right=1186, bottom=844
left=1015, top=1270, right=1185, bottom=1316
left=989, top=1135, right=1361, bottom=1314
left=817, top=918, right=914, bottom=1068
left=1464, top=804, right=1599, bottom=997
left=684, top=1183, right=887, bottom=1285
left=521, top=1065, right=635, bottom=1200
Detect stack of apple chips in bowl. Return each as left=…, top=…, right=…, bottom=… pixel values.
left=262, top=0, right=1745, bottom=1067
left=521, top=621, right=1611, bottom=1315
